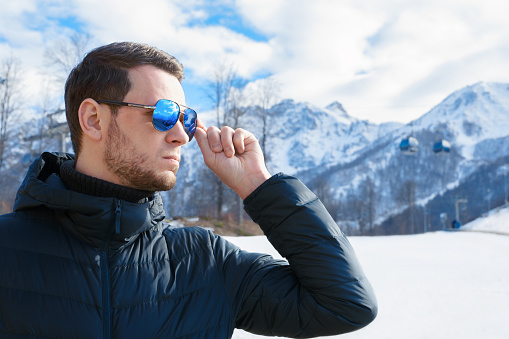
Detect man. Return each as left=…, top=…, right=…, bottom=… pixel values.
left=0, top=42, right=377, bottom=338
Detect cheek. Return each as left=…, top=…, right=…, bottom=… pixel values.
left=136, top=135, right=166, bottom=158
left=123, top=122, right=152, bottom=144
left=115, top=116, right=166, bottom=156
left=117, top=110, right=152, bottom=134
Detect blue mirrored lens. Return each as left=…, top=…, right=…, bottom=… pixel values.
left=153, top=100, right=179, bottom=131
left=184, top=109, right=197, bottom=140
left=152, top=100, right=198, bottom=140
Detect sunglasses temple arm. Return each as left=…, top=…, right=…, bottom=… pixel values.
left=126, top=103, right=156, bottom=110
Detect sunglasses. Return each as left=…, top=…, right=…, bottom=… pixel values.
left=96, top=99, right=197, bottom=140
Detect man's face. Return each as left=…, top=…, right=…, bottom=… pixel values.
left=103, top=65, right=189, bottom=191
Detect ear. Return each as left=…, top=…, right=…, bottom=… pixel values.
left=78, top=98, right=105, bottom=141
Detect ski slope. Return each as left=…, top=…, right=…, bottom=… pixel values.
left=227, top=207, right=509, bottom=339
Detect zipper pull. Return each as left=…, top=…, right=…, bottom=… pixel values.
left=115, top=200, right=122, bottom=235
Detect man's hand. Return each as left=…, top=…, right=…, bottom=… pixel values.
left=194, top=119, right=271, bottom=200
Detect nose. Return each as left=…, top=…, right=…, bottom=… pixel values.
left=165, top=112, right=189, bottom=145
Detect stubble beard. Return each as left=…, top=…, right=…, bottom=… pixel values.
left=104, top=117, right=177, bottom=192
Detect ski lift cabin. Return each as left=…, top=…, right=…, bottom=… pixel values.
left=400, top=136, right=419, bottom=155
left=433, top=139, right=451, bottom=154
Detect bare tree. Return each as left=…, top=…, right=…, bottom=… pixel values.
left=0, top=57, right=22, bottom=173
left=205, top=62, right=247, bottom=220
left=346, top=196, right=367, bottom=236
left=26, top=80, right=61, bottom=156
left=44, top=32, right=91, bottom=83
left=397, top=180, right=417, bottom=234
left=32, top=32, right=92, bottom=153
left=225, top=81, right=248, bottom=129
left=0, top=57, right=25, bottom=213
left=207, top=62, right=237, bottom=128
left=255, top=77, right=280, bottom=164
left=313, top=175, right=340, bottom=219
left=360, top=177, right=377, bottom=231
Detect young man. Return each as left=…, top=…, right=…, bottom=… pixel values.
left=0, top=42, right=377, bottom=338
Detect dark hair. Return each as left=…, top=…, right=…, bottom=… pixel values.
left=64, top=42, right=185, bottom=156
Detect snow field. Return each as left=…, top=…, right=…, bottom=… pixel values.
left=227, top=209, right=509, bottom=339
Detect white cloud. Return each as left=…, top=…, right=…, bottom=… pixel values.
left=1, top=0, right=509, bottom=123
left=233, top=0, right=509, bottom=122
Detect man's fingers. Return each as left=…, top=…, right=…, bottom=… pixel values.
left=194, top=118, right=211, bottom=155
left=196, top=125, right=254, bottom=164
left=233, top=128, right=248, bottom=154
left=206, top=126, right=223, bottom=153
left=220, top=126, right=235, bottom=158
left=194, top=127, right=214, bottom=161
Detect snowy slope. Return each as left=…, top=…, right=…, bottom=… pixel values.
left=227, top=208, right=509, bottom=339
left=416, top=82, right=509, bottom=160
left=301, top=82, right=509, bottom=231
left=460, top=205, right=509, bottom=235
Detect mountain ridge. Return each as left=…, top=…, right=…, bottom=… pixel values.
left=2, top=81, right=507, bottom=234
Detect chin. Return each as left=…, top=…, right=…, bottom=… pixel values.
left=155, top=173, right=177, bottom=192
left=125, top=171, right=177, bottom=192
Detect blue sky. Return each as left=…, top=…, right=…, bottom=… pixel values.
left=1, top=0, right=509, bottom=124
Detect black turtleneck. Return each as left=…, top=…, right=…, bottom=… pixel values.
left=59, top=160, right=155, bottom=203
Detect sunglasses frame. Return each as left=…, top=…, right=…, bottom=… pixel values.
left=96, top=99, right=197, bottom=140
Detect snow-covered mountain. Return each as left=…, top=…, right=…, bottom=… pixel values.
left=418, top=82, right=509, bottom=160
left=2, top=81, right=507, bottom=234
left=171, top=82, right=509, bottom=234
left=187, top=98, right=403, bottom=176
left=246, top=99, right=403, bottom=174
left=304, top=82, right=509, bottom=234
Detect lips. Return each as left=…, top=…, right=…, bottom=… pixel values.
left=162, top=155, right=180, bottom=170
left=163, top=155, right=180, bottom=163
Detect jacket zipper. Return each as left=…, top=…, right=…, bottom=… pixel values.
left=115, top=200, right=122, bottom=235
left=100, top=251, right=111, bottom=339
left=101, top=200, right=122, bottom=339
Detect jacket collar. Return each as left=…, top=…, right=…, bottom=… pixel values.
left=14, top=152, right=166, bottom=250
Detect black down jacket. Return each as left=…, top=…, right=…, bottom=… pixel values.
left=0, top=152, right=377, bottom=338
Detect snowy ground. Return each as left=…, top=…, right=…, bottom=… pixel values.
left=226, top=206, right=509, bottom=339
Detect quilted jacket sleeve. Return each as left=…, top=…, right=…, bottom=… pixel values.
left=226, top=173, right=378, bottom=338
